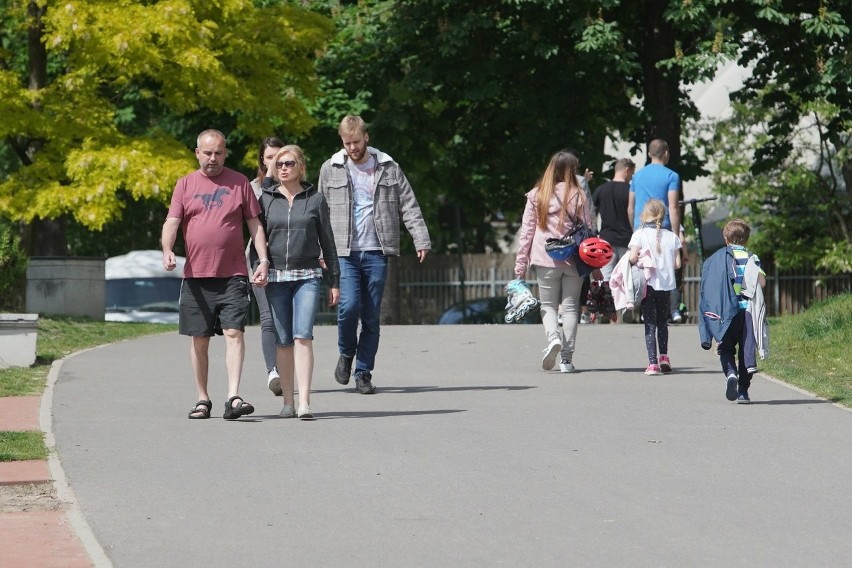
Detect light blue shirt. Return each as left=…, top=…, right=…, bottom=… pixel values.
left=630, top=163, right=680, bottom=230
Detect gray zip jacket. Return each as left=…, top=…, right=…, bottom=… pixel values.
left=317, top=147, right=431, bottom=257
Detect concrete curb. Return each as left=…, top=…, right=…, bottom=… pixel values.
left=41, top=349, right=114, bottom=568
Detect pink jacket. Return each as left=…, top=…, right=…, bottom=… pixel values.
left=514, top=182, right=593, bottom=275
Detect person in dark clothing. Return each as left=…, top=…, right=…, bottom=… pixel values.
left=592, top=158, right=635, bottom=322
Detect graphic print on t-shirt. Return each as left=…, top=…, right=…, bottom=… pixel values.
left=347, top=156, right=381, bottom=251
left=194, top=187, right=231, bottom=209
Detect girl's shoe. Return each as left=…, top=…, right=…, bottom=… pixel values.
left=541, top=338, right=562, bottom=371
left=659, top=355, right=672, bottom=373
left=645, top=364, right=662, bottom=376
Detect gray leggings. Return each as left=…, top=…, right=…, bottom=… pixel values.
left=252, top=284, right=277, bottom=373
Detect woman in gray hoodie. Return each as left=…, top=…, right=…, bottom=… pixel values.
left=253, top=145, right=340, bottom=420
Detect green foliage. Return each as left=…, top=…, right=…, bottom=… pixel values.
left=306, top=0, right=639, bottom=253
left=0, top=217, right=27, bottom=310
left=0, top=0, right=332, bottom=246
left=707, top=95, right=851, bottom=272
left=762, top=293, right=852, bottom=407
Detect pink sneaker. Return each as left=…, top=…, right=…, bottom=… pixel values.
left=645, top=364, right=662, bottom=376
left=659, top=355, right=672, bottom=373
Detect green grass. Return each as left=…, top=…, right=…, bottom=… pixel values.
left=0, top=317, right=175, bottom=397
left=0, top=431, right=49, bottom=462
left=761, top=292, right=852, bottom=406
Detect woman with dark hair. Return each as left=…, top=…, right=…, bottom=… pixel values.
left=514, top=151, right=595, bottom=373
left=249, top=136, right=285, bottom=395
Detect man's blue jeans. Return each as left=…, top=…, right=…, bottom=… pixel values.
left=338, top=251, right=388, bottom=374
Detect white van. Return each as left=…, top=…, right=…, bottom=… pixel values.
left=105, top=250, right=185, bottom=324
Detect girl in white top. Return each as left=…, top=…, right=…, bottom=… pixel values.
left=628, top=199, right=681, bottom=375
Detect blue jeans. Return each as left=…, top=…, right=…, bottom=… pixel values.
left=265, top=278, right=321, bottom=346
left=338, top=251, right=388, bottom=374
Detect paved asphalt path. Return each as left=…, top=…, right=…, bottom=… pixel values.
left=52, top=324, right=852, bottom=567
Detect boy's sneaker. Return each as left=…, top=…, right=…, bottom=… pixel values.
left=659, top=355, right=672, bottom=373
left=541, top=338, right=562, bottom=371
left=725, top=373, right=739, bottom=401
left=267, top=368, right=282, bottom=396
left=671, top=310, right=683, bottom=323
left=559, top=358, right=575, bottom=373
left=354, top=372, right=376, bottom=394
left=645, top=364, right=662, bottom=376
left=335, top=354, right=354, bottom=385
left=737, top=392, right=751, bottom=404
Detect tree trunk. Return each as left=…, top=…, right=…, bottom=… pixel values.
left=19, top=1, right=67, bottom=256
left=21, top=217, right=69, bottom=256
left=642, top=0, right=684, bottom=202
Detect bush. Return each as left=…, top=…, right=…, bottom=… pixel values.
left=0, top=219, right=27, bottom=311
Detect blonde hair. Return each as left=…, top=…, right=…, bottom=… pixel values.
left=534, top=151, right=584, bottom=233
left=338, top=115, right=368, bottom=137
left=271, top=145, right=307, bottom=183
left=640, top=199, right=667, bottom=253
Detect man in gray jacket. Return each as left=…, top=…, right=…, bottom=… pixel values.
left=318, top=115, right=431, bottom=394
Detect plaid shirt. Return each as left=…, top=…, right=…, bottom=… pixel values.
left=267, top=268, right=322, bottom=283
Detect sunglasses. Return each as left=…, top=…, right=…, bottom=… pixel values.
left=275, top=160, right=297, bottom=169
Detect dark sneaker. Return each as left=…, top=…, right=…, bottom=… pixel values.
left=725, top=373, right=739, bottom=401
left=335, top=354, right=354, bottom=385
left=737, top=392, right=751, bottom=404
left=354, top=372, right=376, bottom=394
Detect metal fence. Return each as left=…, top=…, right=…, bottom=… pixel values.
left=383, top=253, right=852, bottom=325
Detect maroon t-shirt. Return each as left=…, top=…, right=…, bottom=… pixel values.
left=167, top=167, right=260, bottom=278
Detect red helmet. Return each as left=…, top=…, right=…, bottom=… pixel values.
left=578, top=237, right=614, bottom=268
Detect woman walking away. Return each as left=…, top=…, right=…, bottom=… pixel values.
left=256, top=145, right=340, bottom=419
left=627, top=199, right=681, bottom=375
left=514, top=150, right=595, bottom=373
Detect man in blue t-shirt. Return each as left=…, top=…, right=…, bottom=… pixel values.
left=627, top=139, right=680, bottom=232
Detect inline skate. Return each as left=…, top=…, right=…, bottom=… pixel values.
left=504, top=279, right=540, bottom=323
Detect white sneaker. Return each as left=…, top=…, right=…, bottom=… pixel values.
left=541, top=339, right=562, bottom=371
left=297, top=405, right=315, bottom=420
left=559, top=359, right=575, bottom=373
left=267, top=368, right=282, bottom=396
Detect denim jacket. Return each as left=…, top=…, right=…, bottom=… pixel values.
left=317, top=147, right=431, bottom=257
left=698, top=246, right=739, bottom=349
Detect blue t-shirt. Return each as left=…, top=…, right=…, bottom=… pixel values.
left=630, top=163, right=680, bottom=230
